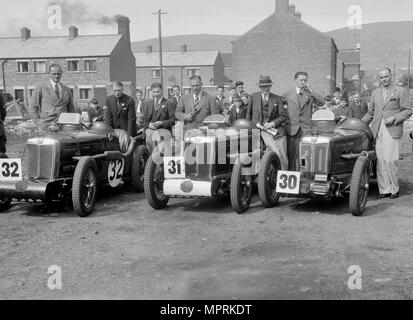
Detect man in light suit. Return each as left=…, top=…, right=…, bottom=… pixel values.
left=104, top=81, right=136, bottom=137
left=284, top=71, right=324, bottom=170
left=247, top=76, right=289, bottom=170
left=142, top=82, right=175, bottom=152
left=175, top=75, right=218, bottom=131
left=29, top=64, right=75, bottom=129
left=362, top=68, right=412, bottom=199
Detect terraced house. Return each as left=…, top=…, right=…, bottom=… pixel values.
left=0, top=16, right=136, bottom=112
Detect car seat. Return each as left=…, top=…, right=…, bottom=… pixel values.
left=114, top=129, right=130, bottom=153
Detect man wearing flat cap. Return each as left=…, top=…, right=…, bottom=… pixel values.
left=247, top=75, right=289, bottom=170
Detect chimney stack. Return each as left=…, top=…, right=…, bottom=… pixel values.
left=275, top=0, right=289, bottom=14
left=117, top=15, right=131, bottom=49
left=146, top=45, right=153, bottom=54
left=295, top=12, right=302, bottom=20
left=68, top=26, right=78, bottom=39
left=180, top=44, right=187, bottom=53
left=20, top=27, right=31, bottom=41
left=289, top=4, right=296, bottom=15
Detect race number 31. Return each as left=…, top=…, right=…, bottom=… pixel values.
left=164, top=157, right=185, bottom=179
left=0, top=159, right=22, bottom=181
left=276, top=171, right=300, bottom=194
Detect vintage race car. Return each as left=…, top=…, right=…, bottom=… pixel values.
left=274, top=109, right=376, bottom=216
left=143, top=114, right=283, bottom=214
left=0, top=113, right=149, bottom=217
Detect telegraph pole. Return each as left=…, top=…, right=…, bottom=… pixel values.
left=153, top=9, right=167, bottom=96
left=408, top=48, right=411, bottom=89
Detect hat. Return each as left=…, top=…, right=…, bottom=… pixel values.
left=257, top=76, right=273, bottom=87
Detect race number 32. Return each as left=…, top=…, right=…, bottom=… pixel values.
left=0, top=159, right=22, bottom=181
left=276, top=171, right=300, bottom=194
left=164, top=157, right=185, bottom=179
left=108, top=159, right=124, bottom=187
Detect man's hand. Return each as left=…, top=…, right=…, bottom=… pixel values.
left=184, top=113, right=194, bottom=123
left=338, top=115, right=347, bottom=123
left=153, top=121, right=163, bottom=129
left=263, top=122, right=275, bottom=130
left=384, top=116, right=396, bottom=126
left=148, top=122, right=157, bottom=130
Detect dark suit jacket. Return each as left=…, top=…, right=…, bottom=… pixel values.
left=247, top=92, right=288, bottom=136
left=29, top=81, right=75, bottom=127
left=283, top=88, right=324, bottom=136
left=362, top=85, right=412, bottom=139
left=349, top=101, right=368, bottom=119
left=142, top=97, right=176, bottom=130
left=216, top=96, right=230, bottom=114
left=228, top=106, right=247, bottom=125
left=104, top=93, right=136, bottom=137
left=175, top=91, right=218, bottom=130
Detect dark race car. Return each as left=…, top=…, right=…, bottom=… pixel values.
left=143, top=114, right=284, bottom=214
left=0, top=113, right=149, bottom=217
left=275, top=109, right=377, bottom=216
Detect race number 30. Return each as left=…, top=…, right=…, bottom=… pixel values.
left=164, top=157, right=185, bottom=179
left=108, top=159, right=124, bottom=187
left=0, top=159, right=22, bottom=181
left=276, top=171, right=300, bottom=194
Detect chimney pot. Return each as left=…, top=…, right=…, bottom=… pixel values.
left=289, top=4, right=296, bottom=15
left=146, top=45, right=153, bottom=54
left=20, top=27, right=31, bottom=41
left=180, top=44, right=187, bottom=52
left=275, top=0, right=289, bottom=13
left=117, top=15, right=131, bottom=49
left=68, top=26, right=78, bottom=39
left=295, top=11, right=302, bottom=20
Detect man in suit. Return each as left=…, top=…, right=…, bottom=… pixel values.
left=171, top=85, right=182, bottom=109
left=332, top=87, right=342, bottom=106
left=235, top=81, right=245, bottom=97
left=228, top=95, right=247, bottom=126
left=29, top=64, right=75, bottom=129
left=142, top=82, right=176, bottom=152
left=175, top=75, right=218, bottom=131
left=284, top=71, right=324, bottom=170
left=247, top=76, right=289, bottom=170
left=215, top=85, right=229, bottom=114
left=135, top=89, right=145, bottom=131
left=362, top=68, right=412, bottom=199
left=0, top=93, right=6, bottom=154
left=104, top=81, right=136, bottom=137
left=349, top=91, right=368, bottom=119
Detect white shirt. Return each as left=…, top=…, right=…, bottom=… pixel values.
left=296, top=87, right=302, bottom=95
left=136, top=100, right=143, bottom=113
left=261, top=93, right=269, bottom=104
left=193, top=91, right=202, bottom=102
left=50, top=79, right=61, bottom=97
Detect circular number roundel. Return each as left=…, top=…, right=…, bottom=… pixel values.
left=108, top=159, right=125, bottom=187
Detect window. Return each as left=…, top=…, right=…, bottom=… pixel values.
left=29, top=89, right=35, bottom=97
left=79, top=88, right=91, bottom=99
left=33, top=61, right=46, bottom=73
left=186, top=68, right=200, bottom=77
left=67, top=60, right=80, bottom=72
left=151, top=68, right=164, bottom=78
left=84, top=59, right=97, bottom=72
left=17, top=61, right=29, bottom=73
left=15, top=89, right=24, bottom=102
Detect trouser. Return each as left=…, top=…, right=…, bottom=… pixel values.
left=286, top=128, right=303, bottom=171
left=145, top=128, right=173, bottom=155
left=376, top=119, right=400, bottom=195
left=0, top=135, right=6, bottom=154
left=261, top=132, right=288, bottom=170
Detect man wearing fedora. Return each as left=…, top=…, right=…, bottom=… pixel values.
left=284, top=71, right=324, bottom=170
left=247, top=75, right=289, bottom=170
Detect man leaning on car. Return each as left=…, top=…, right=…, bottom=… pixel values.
left=29, top=63, right=75, bottom=130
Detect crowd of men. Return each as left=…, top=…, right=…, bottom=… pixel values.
left=0, top=63, right=411, bottom=200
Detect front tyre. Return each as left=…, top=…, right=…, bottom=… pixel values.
left=72, top=157, right=98, bottom=217
left=144, top=155, right=169, bottom=210
left=131, top=145, right=150, bottom=192
left=258, top=151, right=281, bottom=208
left=0, top=197, right=11, bottom=212
left=230, top=162, right=253, bottom=214
left=349, top=157, right=370, bottom=216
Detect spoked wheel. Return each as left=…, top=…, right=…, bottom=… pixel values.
left=72, top=157, right=98, bottom=217
left=144, top=155, right=169, bottom=209
left=258, top=151, right=281, bottom=208
left=230, top=162, right=254, bottom=214
left=131, top=145, right=150, bottom=192
left=0, top=197, right=11, bottom=212
left=349, top=157, right=370, bottom=216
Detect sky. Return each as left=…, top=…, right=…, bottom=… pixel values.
left=0, top=0, right=412, bottom=41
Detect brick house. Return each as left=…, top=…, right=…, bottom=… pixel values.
left=134, top=45, right=226, bottom=98
left=232, top=0, right=338, bottom=96
left=0, top=16, right=136, bottom=113
left=337, top=48, right=361, bottom=94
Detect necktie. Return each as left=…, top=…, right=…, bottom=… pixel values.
left=299, top=88, right=304, bottom=96
left=54, top=83, right=60, bottom=99
left=194, top=94, right=199, bottom=110
left=383, top=87, right=388, bottom=101
left=117, top=99, right=121, bottom=112
left=154, top=99, right=160, bottom=110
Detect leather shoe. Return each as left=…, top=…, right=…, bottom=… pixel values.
left=390, top=192, right=399, bottom=199
left=377, top=193, right=391, bottom=200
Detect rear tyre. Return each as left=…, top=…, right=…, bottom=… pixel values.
left=230, top=162, right=253, bottom=214
left=258, top=151, right=281, bottom=208
left=72, top=157, right=98, bottom=217
left=349, top=157, right=370, bottom=216
left=131, top=145, right=150, bottom=192
left=144, top=155, right=169, bottom=209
